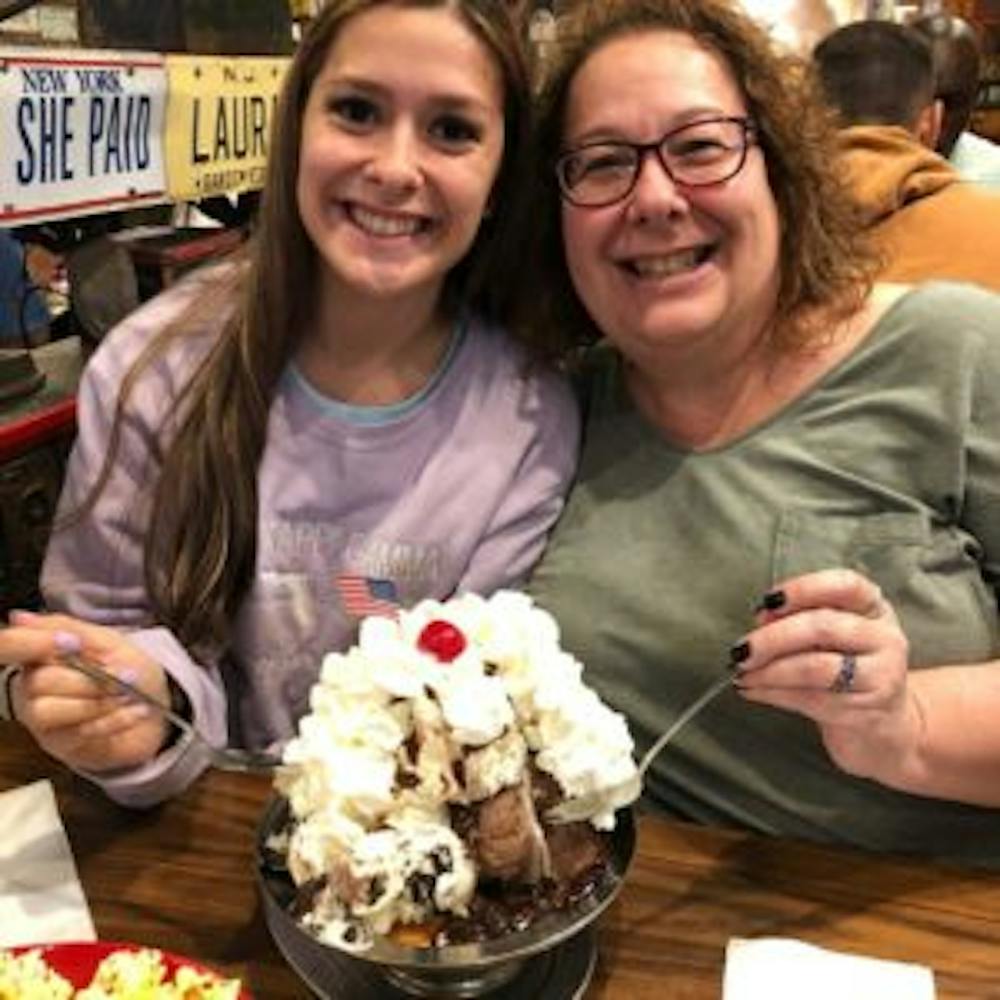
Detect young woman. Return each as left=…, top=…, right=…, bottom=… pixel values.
left=527, top=0, right=1000, bottom=868
left=1, top=0, right=578, bottom=807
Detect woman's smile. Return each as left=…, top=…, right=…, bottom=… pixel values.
left=342, top=201, right=432, bottom=239
left=616, top=243, right=718, bottom=280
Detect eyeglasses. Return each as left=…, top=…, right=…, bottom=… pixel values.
left=555, top=116, right=757, bottom=208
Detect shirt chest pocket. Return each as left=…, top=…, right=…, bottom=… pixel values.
left=772, top=509, right=930, bottom=588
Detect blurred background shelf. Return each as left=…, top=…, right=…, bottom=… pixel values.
left=0, top=336, right=81, bottom=612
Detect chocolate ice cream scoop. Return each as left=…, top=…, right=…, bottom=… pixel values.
left=474, top=781, right=550, bottom=883
left=546, top=822, right=606, bottom=884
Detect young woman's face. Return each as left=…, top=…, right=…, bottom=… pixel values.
left=297, top=4, right=505, bottom=308
left=560, top=30, right=782, bottom=365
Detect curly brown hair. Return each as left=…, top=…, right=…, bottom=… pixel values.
left=63, top=0, right=539, bottom=659
left=528, top=0, right=878, bottom=357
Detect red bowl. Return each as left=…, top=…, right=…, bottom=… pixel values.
left=8, top=941, right=252, bottom=997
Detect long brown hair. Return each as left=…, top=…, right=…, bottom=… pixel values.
left=71, top=0, right=537, bottom=658
left=528, top=0, right=878, bottom=357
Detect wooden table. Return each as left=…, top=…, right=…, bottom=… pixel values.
left=3, top=722, right=1000, bottom=998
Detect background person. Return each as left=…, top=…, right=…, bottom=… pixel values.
left=813, top=19, right=1000, bottom=291
left=911, top=12, right=1000, bottom=191
left=0, top=230, right=55, bottom=348
left=527, top=0, right=1000, bottom=869
left=0, top=0, right=578, bottom=808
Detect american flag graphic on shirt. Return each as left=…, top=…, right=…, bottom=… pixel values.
left=334, top=574, right=400, bottom=620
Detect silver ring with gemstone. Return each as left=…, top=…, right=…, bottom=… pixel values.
left=829, top=652, right=857, bottom=693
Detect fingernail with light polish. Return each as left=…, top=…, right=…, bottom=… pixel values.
left=53, top=631, right=82, bottom=654
left=112, top=668, right=140, bottom=700
left=111, top=666, right=138, bottom=685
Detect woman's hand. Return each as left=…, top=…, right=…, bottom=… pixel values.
left=731, top=569, right=925, bottom=783
left=1, top=610, right=171, bottom=773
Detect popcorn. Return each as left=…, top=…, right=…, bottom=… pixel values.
left=0, top=949, right=73, bottom=1000
left=0, top=947, right=241, bottom=999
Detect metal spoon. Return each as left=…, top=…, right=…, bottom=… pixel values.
left=635, top=672, right=733, bottom=778
left=547, top=672, right=733, bottom=824
left=61, top=653, right=281, bottom=774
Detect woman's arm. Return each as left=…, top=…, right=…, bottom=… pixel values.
left=734, top=568, right=1000, bottom=808
left=19, top=290, right=228, bottom=806
left=889, top=662, right=1000, bottom=804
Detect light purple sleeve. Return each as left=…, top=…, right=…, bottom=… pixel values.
left=456, top=363, right=580, bottom=594
left=41, top=286, right=229, bottom=807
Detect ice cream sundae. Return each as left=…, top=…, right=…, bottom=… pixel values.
left=272, top=590, right=640, bottom=952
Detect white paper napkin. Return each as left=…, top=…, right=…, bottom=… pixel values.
left=724, top=937, right=936, bottom=1000
left=0, top=779, right=96, bottom=947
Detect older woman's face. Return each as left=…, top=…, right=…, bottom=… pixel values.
left=560, top=30, right=781, bottom=365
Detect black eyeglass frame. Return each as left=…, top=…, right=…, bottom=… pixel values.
left=555, top=115, right=758, bottom=209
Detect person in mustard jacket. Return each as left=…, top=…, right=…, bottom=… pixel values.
left=814, top=20, right=1000, bottom=293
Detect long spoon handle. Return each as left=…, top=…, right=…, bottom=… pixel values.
left=639, top=672, right=733, bottom=778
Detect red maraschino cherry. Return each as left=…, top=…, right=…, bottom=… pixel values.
left=417, top=620, right=467, bottom=662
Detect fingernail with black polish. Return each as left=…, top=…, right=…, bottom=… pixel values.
left=756, top=589, right=786, bottom=613
left=728, top=640, right=751, bottom=667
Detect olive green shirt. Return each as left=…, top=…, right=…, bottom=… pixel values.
left=530, top=283, right=1000, bottom=869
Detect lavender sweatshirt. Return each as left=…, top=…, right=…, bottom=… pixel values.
left=42, top=277, right=579, bottom=806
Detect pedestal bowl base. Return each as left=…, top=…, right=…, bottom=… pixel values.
left=268, top=915, right=597, bottom=1000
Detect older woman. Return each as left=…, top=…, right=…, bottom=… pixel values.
left=528, top=0, right=1000, bottom=868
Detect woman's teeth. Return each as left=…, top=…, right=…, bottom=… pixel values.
left=628, top=247, right=708, bottom=278
left=349, top=204, right=425, bottom=237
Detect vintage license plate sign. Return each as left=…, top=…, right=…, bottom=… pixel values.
left=0, top=48, right=168, bottom=223
left=164, top=55, right=286, bottom=202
